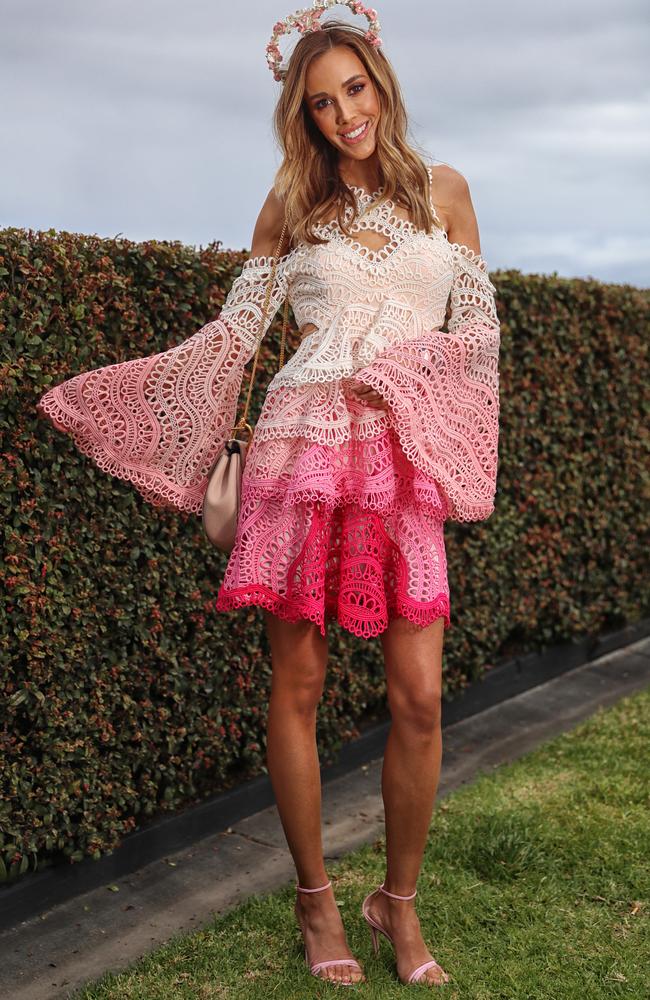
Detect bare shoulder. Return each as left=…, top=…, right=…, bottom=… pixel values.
left=428, top=163, right=481, bottom=254
left=250, top=186, right=289, bottom=258
left=429, top=163, right=469, bottom=203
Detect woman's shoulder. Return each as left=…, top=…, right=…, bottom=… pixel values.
left=427, top=162, right=475, bottom=242
left=250, top=186, right=289, bottom=258
left=428, top=162, right=470, bottom=199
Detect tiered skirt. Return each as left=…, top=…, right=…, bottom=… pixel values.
left=215, top=386, right=451, bottom=639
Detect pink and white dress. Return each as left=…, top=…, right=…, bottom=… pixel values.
left=37, top=164, right=501, bottom=640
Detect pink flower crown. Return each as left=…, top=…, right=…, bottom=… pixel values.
left=266, top=0, right=383, bottom=82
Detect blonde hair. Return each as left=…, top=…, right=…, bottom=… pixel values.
left=271, top=19, right=443, bottom=249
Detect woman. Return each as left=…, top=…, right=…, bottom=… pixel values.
left=37, top=3, right=500, bottom=989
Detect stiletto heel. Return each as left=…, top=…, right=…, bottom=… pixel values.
left=295, top=879, right=365, bottom=986
left=361, top=882, right=450, bottom=986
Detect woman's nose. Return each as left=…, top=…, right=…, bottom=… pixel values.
left=336, top=99, right=357, bottom=125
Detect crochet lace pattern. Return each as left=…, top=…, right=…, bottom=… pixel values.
left=37, top=163, right=499, bottom=637
left=214, top=420, right=451, bottom=638
left=36, top=316, right=252, bottom=515
left=218, top=165, right=501, bottom=523
left=37, top=164, right=500, bottom=524
left=214, top=167, right=498, bottom=635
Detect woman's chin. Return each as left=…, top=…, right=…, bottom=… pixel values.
left=338, top=140, right=377, bottom=160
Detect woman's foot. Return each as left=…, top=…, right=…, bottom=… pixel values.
left=295, top=883, right=366, bottom=984
left=365, top=887, right=449, bottom=986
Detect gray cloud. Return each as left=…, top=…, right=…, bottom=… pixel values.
left=1, top=0, right=648, bottom=285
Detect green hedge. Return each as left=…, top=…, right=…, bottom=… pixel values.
left=1, top=226, right=648, bottom=886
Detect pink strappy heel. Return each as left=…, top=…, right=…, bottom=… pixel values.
left=295, top=879, right=365, bottom=986
left=361, top=882, right=450, bottom=986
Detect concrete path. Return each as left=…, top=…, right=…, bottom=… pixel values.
left=2, top=636, right=649, bottom=1000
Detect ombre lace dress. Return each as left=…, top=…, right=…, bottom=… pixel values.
left=37, top=165, right=500, bottom=640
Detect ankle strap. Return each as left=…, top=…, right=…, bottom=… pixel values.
left=296, top=879, right=332, bottom=893
left=379, top=881, right=417, bottom=900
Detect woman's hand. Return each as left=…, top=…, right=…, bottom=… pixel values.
left=348, top=379, right=389, bottom=411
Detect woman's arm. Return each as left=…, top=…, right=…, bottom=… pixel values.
left=218, top=187, right=290, bottom=355
left=444, top=170, right=481, bottom=254
left=250, top=187, right=290, bottom=259
left=429, top=164, right=481, bottom=252
left=35, top=187, right=292, bottom=515
left=433, top=165, right=498, bottom=337
left=349, top=162, right=501, bottom=520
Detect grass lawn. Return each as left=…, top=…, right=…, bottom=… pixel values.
left=75, top=687, right=650, bottom=999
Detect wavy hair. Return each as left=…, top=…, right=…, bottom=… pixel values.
left=271, top=19, right=443, bottom=249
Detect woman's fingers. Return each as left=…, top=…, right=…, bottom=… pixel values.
left=356, top=391, right=388, bottom=409
left=352, top=384, right=375, bottom=398
left=348, top=380, right=388, bottom=409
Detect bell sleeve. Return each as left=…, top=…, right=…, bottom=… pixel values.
left=36, top=254, right=289, bottom=515
left=351, top=241, right=501, bottom=522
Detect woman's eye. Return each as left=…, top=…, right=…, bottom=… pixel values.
left=315, top=83, right=365, bottom=110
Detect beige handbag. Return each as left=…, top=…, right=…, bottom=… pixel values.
left=202, top=219, right=291, bottom=553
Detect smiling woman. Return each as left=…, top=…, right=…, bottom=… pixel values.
left=269, top=20, right=446, bottom=247
left=215, top=16, right=499, bottom=988
left=308, top=69, right=377, bottom=157
left=36, top=3, right=500, bottom=989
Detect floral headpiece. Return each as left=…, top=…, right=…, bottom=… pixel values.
left=266, top=0, right=383, bottom=82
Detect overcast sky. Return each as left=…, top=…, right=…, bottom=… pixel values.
left=2, top=0, right=648, bottom=286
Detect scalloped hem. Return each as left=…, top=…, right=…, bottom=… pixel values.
left=214, top=584, right=451, bottom=640
left=240, top=420, right=451, bottom=519
left=239, top=483, right=449, bottom=518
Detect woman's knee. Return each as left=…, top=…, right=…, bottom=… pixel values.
left=387, top=673, right=443, bottom=734
left=264, top=611, right=328, bottom=715
left=381, top=617, right=444, bottom=733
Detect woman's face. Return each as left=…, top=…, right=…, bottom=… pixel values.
left=304, top=45, right=380, bottom=164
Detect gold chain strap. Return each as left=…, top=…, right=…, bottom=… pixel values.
left=233, top=218, right=290, bottom=440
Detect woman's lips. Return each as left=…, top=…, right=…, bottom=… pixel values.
left=339, top=119, right=370, bottom=145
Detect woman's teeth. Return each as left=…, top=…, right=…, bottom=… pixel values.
left=340, top=120, right=370, bottom=143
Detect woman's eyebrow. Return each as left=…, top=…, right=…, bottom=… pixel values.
left=307, top=74, right=366, bottom=100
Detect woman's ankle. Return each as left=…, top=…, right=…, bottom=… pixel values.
left=296, top=873, right=331, bottom=892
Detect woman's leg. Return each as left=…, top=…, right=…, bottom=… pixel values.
left=366, top=613, right=450, bottom=985
left=263, top=609, right=365, bottom=984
